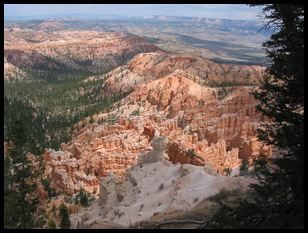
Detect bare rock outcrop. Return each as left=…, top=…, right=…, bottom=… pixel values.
left=70, top=157, right=255, bottom=228
left=4, top=29, right=160, bottom=75
left=138, top=135, right=168, bottom=164
left=43, top=72, right=270, bottom=196
left=101, top=52, right=266, bottom=96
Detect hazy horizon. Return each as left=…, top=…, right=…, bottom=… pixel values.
left=4, top=4, right=262, bottom=21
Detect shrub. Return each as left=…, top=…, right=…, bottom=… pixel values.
left=106, top=115, right=118, bottom=125
left=41, top=178, right=57, bottom=198
left=79, top=189, right=89, bottom=207
left=47, top=219, right=56, bottom=229
left=74, top=196, right=79, bottom=205
left=239, top=159, right=249, bottom=176
left=130, top=109, right=140, bottom=116
left=217, top=87, right=229, bottom=100
left=223, top=167, right=232, bottom=176
left=208, top=188, right=233, bottom=203
left=186, top=149, right=197, bottom=158
left=59, top=204, right=70, bottom=229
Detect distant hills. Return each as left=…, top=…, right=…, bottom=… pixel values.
left=4, top=15, right=271, bottom=66
left=4, top=14, right=267, bottom=29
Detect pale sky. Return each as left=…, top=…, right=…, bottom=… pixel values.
left=4, top=4, right=262, bottom=20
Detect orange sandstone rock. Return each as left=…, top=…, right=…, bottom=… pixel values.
left=42, top=68, right=270, bottom=195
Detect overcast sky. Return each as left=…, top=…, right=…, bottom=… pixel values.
left=4, top=4, right=262, bottom=20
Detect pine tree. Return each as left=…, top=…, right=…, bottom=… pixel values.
left=4, top=118, right=41, bottom=228
left=251, top=3, right=304, bottom=219
left=59, top=204, right=71, bottom=229
left=79, top=189, right=89, bottom=207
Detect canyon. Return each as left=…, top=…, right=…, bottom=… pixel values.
left=4, top=28, right=160, bottom=77
left=42, top=68, right=271, bottom=198
left=4, top=22, right=272, bottom=229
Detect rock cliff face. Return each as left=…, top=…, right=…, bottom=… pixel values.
left=100, top=52, right=266, bottom=96
left=43, top=71, right=271, bottom=195
left=43, top=121, right=151, bottom=195
left=4, top=29, right=160, bottom=75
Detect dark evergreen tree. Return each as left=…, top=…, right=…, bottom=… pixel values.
left=252, top=4, right=304, bottom=201
left=59, top=204, right=71, bottom=229
left=79, top=188, right=89, bottom=207
left=251, top=3, right=304, bottom=220
left=4, top=118, right=41, bottom=229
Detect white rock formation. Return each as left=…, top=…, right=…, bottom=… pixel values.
left=70, top=142, right=254, bottom=228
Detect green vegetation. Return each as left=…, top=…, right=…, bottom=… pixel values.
left=239, top=159, right=249, bottom=176
left=73, top=188, right=95, bottom=207
left=130, top=108, right=141, bottom=116
left=223, top=167, right=232, bottom=176
left=217, top=87, right=231, bottom=100
left=77, top=189, right=89, bottom=207
left=206, top=188, right=254, bottom=229
left=4, top=71, right=129, bottom=151
left=208, top=188, right=235, bottom=203
left=36, top=208, right=48, bottom=228
left=186, top=149, right=197, bottom=158
left=79, top=192, right=89, bottom=207
left=47, top=219, right=56, bottom=229
left=59, top=204, right=70, bottom=229
left=4, top=118, right=43, bottom=229
left=106, top=114, right=119, bottom=125
left=41, top=178, right=57, bottom=199
left=4, top=67, right=130, bottom=229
